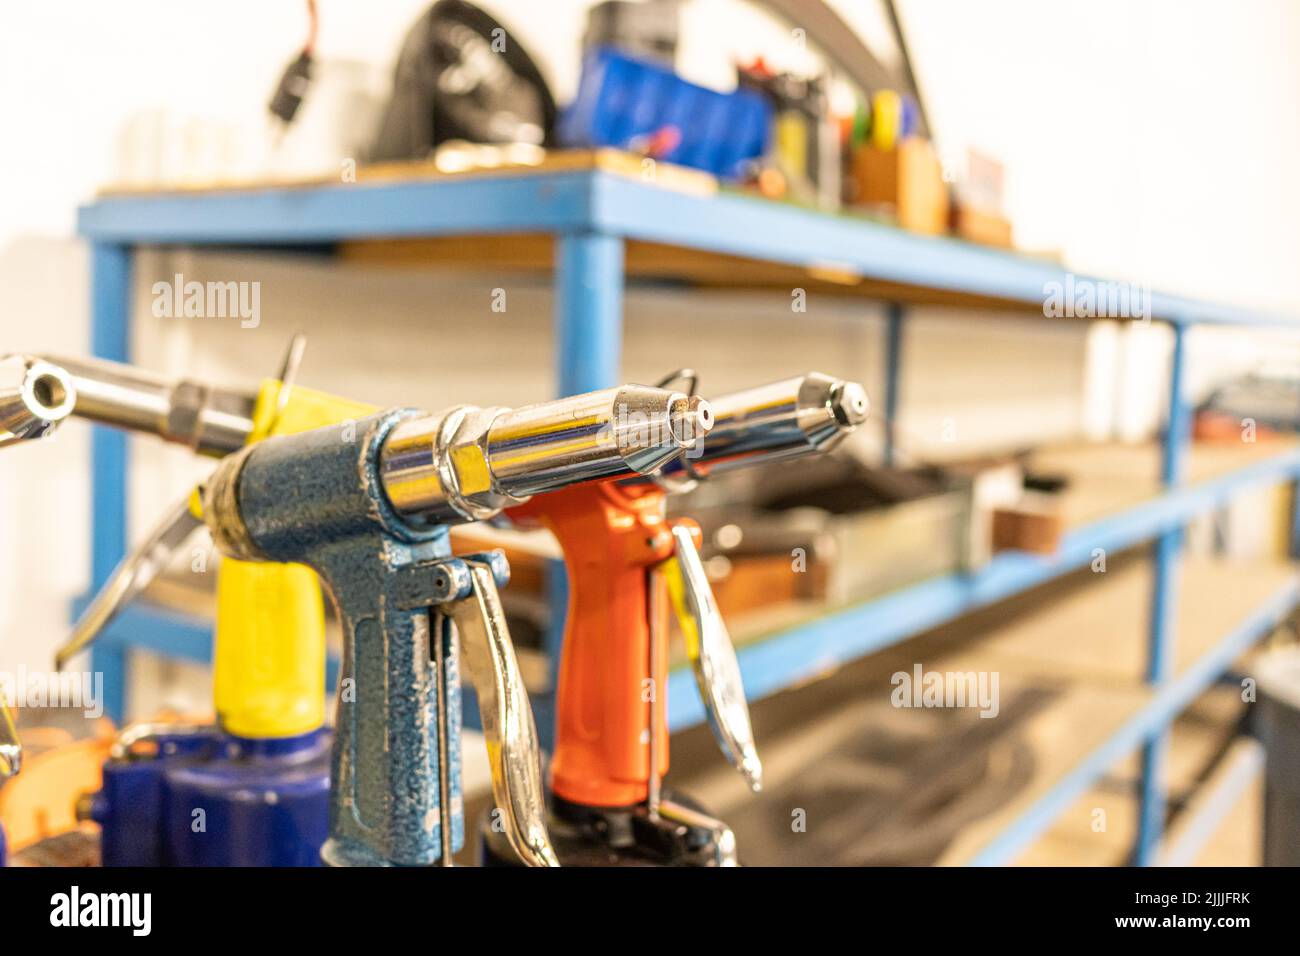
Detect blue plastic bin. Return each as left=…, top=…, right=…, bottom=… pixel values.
left=559, top=47, right=771, bottom=180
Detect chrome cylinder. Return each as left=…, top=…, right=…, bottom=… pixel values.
left=0, top=355, right=77, bottom=445
left=43, top=355, right=255, bottom=456
left=650, top=372, right=868, bottom=486
left=380, top=386, right=712, bottom=524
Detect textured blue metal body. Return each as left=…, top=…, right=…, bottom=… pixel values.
left=232, top=411, right=465, bottom=866
left=94, top=729, right=329, bottom=866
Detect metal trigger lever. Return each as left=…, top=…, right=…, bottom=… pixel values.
left=55, top=496, right=204, bottom=671
left=52, top=334, right=309, bottom=672
left=661, top=524, right=763, bottom=791
left=447, top=560, right=560, bottom=868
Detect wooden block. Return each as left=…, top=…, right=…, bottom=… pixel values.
left=851, top=137, right=950, bottom=236
left=992, top=495, right=1065, bottom=555
left=709, top=553, right=828, bottom=619
left=951, top=202, right=1014, bottom=248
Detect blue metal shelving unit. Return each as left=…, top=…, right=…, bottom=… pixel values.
left=75, top=162, right=1300, bottom=865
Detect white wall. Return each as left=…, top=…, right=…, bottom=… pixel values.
left=898, top=0, right=1300, bottom=438
left=2, top=1, right=1298, bottom=710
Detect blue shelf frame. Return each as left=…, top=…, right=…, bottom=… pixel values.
left=76, top=164, right=1300, bottom=865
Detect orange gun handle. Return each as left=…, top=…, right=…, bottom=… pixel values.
left=512, top=481, right=688, bottom=808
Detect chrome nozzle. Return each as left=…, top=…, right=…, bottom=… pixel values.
left=0, top=356, right=76, bottom=446
left=648, top=372, right=868, bottom=486
left=668, top=393, right=713, bottom=447
left=380, top=386, right=713, bottom=523
left=831, top=380, right=870, bottom=428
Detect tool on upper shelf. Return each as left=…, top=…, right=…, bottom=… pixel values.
left=370, top=0, right=558, bottom=163
left=488, top=371, right=866, bottom=866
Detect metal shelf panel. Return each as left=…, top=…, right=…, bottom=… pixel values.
left=77, top=169, right=1297, bottom=326
left=77, top=172, right=601, bottom=245
left=601, top=172, right=1293, bottom=325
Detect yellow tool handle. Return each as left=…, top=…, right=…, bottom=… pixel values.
left=214, top=380, right=377, bottom=739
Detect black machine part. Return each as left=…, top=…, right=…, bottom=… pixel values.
left=481, top=791, right=734, bottom=867
left=268, top=52, right=314, bottom=125
left=267, top=0, right=319, bottom=127
left=369, top=0, right=558, bottom=162
left=1255, top=648, right=1300, bottom=866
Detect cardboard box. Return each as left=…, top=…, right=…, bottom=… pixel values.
left=992, top=492, right=1065, bottom=555
left=851, top=137, right=950, bottom=235
left=950, top=201, right=1014, bottom=248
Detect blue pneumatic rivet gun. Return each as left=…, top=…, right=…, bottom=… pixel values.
left=198, top=385, right=712, bottom=866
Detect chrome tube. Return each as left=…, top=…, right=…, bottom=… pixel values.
left=380, top=386, right=712, bottom=523
left=42, top=354, right=255, bottom=456
left=650, top=372, right=868, bottom=486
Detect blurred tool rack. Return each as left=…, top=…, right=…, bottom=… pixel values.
left=76, top=151, right=1300, bottom=866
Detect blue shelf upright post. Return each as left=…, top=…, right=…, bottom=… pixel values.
left=883, top=303, right=905, bottom=467
left=540, top=230, right=626, bottom=745
left=88, top=243, right=133, bottom=724
left=1135, top=321, right=1190, bottom=865
left=554, top=232, right=624, bottom=395
left=1290, top=472, right=1300, bottom=559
